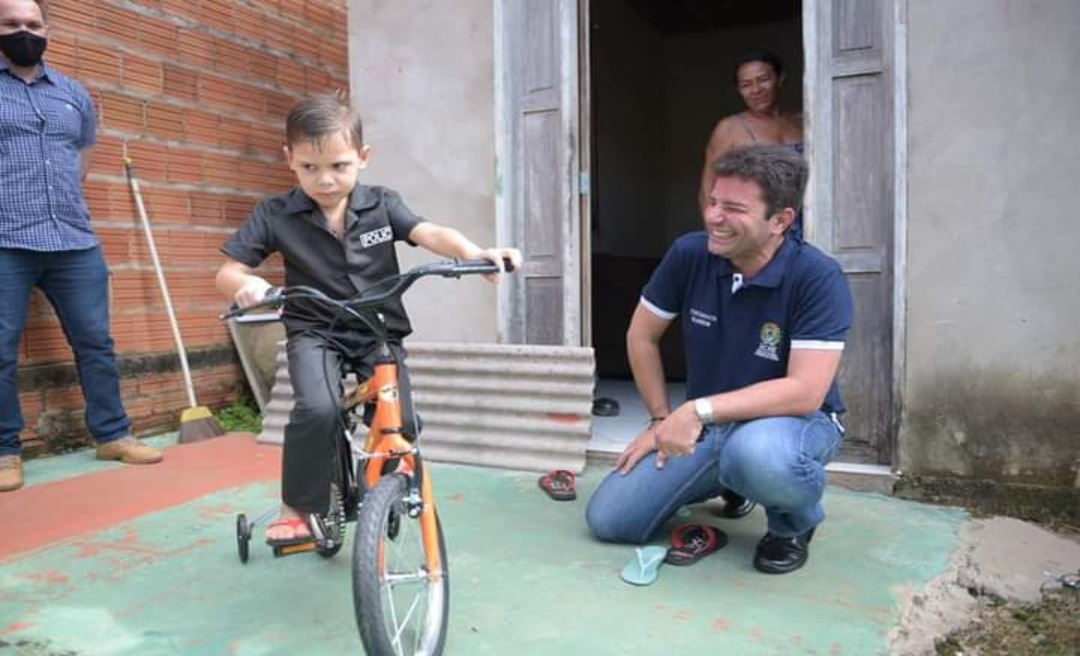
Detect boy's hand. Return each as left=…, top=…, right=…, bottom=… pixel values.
left=234, top=279, right=274, bottom=309
left=478, top=247, right=523, bottom=282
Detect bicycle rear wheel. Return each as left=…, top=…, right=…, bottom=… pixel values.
left=352, top=473, right=449, bottom=656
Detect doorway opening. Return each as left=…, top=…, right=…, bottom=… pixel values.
left=586, top=0, right=804, bottom=452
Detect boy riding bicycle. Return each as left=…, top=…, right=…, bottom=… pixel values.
left=215, top=93, right=522, bottom=546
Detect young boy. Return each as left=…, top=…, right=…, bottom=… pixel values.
left=216, top=93, right=522, bottom=544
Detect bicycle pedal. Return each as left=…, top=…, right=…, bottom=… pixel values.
left=271, top=540, right=316, bottom=557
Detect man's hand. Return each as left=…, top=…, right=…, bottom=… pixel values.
left=653, top=402, right=704, bottom=459
left=615, top=425, right=664, bottom=475
left=233, top=279, right=273, bottom=309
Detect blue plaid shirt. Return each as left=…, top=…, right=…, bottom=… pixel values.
left=0, top=59, right=98, bottom=252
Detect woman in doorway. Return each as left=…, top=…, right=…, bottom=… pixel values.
left=700, top=50, right=805, bottom=238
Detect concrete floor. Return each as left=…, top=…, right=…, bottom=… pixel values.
left=0, top=432, right=972, bottom=655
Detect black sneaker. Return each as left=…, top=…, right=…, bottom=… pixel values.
left=716, top=490, right=756, bottom=519
left=753, top=528, right=815, bottom=574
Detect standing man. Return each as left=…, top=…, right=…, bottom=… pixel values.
left=586, top=145, right=853, bottom=574
left=0, top=0, right=162, bottom=493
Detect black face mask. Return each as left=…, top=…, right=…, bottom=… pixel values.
left=0, top=30, right=48, bottom=68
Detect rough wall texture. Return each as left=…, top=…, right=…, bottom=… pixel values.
left=17, top=0, right=348, bottom=455
left=901, top=0, right=1080, bottom=491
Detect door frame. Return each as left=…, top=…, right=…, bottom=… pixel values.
left=803, top=0, right=907, bottom=465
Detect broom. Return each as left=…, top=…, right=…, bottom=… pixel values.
left=124, top=145, right=223, bottom=444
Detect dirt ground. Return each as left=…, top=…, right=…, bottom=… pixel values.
left=890, top=518, right=1080, bottom=655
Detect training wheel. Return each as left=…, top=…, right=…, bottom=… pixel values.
left=236, top=513, right=251, bottom=564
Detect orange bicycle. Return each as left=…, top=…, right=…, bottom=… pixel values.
left=225, top=258, right=512, bottom=656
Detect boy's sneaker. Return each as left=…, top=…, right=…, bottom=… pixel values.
left=96, top=437, right=163, bottom=465
left=0, top=455, right=24, bottom=492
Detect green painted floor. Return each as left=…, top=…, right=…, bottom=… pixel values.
left=0, top=437, right=967, bottom=655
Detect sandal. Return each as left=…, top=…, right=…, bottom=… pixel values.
left=538, top=469, right=577, bottom=501
left=265, top=516, right=313, bottom=547
left=592, top=396, right=621, bottom=417
left=621, top=545, right=667, bottom=586
left=664, top=524, right=727, bottom=566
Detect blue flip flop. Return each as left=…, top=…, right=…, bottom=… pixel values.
left=620, top=545, right=667, bottom=586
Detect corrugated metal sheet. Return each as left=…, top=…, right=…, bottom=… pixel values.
left=256, top=341, right=595, bottom=474
left=407, top=342, right=595, bottom=473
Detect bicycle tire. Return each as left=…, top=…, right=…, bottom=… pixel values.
left=352, top=473, right=449, bottom=656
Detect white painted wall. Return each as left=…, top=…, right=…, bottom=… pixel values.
left=348, top=0, right=499, bottom=343
left=902, top=0, right=1080, bottom=484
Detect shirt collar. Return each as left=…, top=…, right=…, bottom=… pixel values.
left=714, top=235, right=800, bottom=290
left=284, top=185, right=379, bottom=215
left=0, top=58, right=52, bottom=83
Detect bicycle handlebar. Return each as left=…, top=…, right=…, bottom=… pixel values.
left=220, top=257, right=516, bottom=321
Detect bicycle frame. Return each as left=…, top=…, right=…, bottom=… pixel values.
left=347, top=345, right=444, bottom=580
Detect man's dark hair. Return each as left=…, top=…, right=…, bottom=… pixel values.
left=285, top=91, right=363, bottom=149
left=711, top=144, right=807, bottom=219
left=732, top=50, right=784, bottom=83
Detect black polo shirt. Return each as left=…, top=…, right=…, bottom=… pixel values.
left=222, top=185, right=425, bottom=354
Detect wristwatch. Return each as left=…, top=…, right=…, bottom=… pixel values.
left=694, top=397, right=714, bottom=425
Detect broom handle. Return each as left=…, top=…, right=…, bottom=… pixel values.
left=124, top=157, right=199, bottom=409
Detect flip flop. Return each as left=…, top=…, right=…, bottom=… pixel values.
left=664, top=524, right=727, bottom=566
left=538, top=469, right=577, bottom=501
left=265, top=516, right=314, bottom=547
left=620, top=545, right=667, bottom=586
left=592, top=396, right=621, bottom=417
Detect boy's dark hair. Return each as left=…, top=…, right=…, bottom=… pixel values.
left=711, top=144, right=807, bottom=219
left=285, top=92, right=364, bottom=149
left=732, top=50, right=785, bottom=83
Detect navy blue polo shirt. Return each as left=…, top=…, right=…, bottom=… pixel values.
left=642, top=232, right=853, bottom=414
left=222, top=185, right=425, bottom=355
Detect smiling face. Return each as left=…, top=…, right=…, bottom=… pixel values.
left=284, top=130, right=370, bottom=212
left=735, top=60, right=783, bottom=114
left=703, top=175, right=790, bottom=274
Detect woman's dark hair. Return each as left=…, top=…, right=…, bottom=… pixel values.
left=285, top=91, right=363, bottom=149
left=732, top=50, right=785, bottom=83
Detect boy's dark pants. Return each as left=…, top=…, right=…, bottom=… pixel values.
left=282, top=332, right=415, bottom=514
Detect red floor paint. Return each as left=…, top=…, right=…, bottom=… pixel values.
left=0, top=433, right=280, bottom=561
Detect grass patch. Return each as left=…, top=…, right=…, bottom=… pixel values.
left=935, top=588, right=1080, bottom=655
left=216, top=395, right=262, bottom=434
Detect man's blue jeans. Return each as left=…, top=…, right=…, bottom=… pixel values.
left=0, top=247, right=132, bottom=456
left=586, top=413, right=843, bottom=542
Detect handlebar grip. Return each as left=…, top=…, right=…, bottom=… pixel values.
left=452, top=257, right=516, bottom=275
left=220, top=286, right=285, bottom=320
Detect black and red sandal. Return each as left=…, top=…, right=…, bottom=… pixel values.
left=664, top=524, right=728, bottom=566
left=538, top=469, right=577, bottom=501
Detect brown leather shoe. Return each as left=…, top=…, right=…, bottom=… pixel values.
left=0, top=455, right=24, bottom=492
left=95, top=436, right=163, bottom=465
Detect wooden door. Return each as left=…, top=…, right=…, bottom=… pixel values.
left=499, top=0, right=582, bottom=346
left=807, top=0, right=897, bottom=464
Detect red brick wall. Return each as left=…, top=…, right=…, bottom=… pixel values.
left=17, top=0, right=348, bottom=454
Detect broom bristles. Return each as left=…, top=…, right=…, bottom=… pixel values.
left=178, top=406, right=223, bottom=444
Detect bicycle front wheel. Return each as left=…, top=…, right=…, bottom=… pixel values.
left=352, top=473, right=449, bottom=656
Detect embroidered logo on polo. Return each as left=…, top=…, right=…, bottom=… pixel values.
left=689, top=308, right=717, bottom=328
left=754, top=322, right=782, bottom=361
left=359, top=226, right=392, bottom=248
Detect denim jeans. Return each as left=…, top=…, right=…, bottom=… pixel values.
left=585, top=412, right=842, bottom=542
left=0, top=247, right=131, bottom=455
